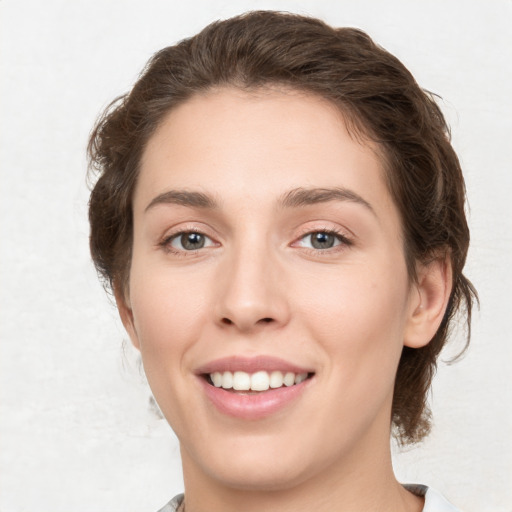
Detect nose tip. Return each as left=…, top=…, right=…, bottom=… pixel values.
left=215, top=254, right=290, bottom=333
left=218, top=300, right=285, bottom=332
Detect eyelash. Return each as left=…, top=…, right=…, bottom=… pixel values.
left=159, top=228, right=214, bottom=256
left=159, top=227, right=353, bottom=256
left=293, top=227, right=353, bottom=254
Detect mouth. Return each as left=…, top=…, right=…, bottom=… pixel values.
left=204, top=370, right=314, bottom=393
left=196, top=357, right=315, bottom=419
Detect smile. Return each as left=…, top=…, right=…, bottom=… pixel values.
left=197, top=356, right=315, bottom=419
left=209, top=370, right=309, bottom=392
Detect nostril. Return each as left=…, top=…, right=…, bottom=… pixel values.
left=221, top=317, right=273, bottom=326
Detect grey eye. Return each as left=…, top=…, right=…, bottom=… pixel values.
left=309, top=232, right=337, bottom=249
left=181, top=232, right=205, bottom=250
left=172, top=232, right=209, bottom=250
left=297, top=231, right=343, bottom=250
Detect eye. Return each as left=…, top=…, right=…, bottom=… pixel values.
left=168, top=231, right=215, bottom=251
left=296, top=230, right=349, bottom=250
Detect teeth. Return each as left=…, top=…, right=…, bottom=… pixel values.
left=210, top=370, right=308, bottom=391
left=211, top=372, right=222, bottom=387
left=283, top=372, right=295, bottom=387
left=233, top=371, right=251, bottom=390
left=221, top=371, right=233, bottom=389
left=269, top=371, right=284, bottom=389
left=251, top=371, right=270, bottom=391
left=295, top=373, right=307, bottom=384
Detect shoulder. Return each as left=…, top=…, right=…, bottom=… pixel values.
left=404, top=484, right=462, bottom=512
left=155, top=493, right=184, bottom=512
left=157, top=488, right=461, bottom=512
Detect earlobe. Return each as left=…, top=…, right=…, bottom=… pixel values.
left=114, top=283, right=141, bottom=350
left=404, top=256, right=453, bottom=349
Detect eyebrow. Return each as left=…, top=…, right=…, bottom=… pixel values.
left=145, top=190, right=219, bottom=212
left=144, top=186, right=374, bottom=214
left=279, top=187, right=375, bottom=214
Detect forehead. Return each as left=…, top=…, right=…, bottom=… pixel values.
left=136, top=87, right=396, bottom=222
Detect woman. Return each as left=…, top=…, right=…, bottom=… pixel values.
left=88, top=11, right=476, bottom=512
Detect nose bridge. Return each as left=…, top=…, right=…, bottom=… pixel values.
left=215, top=227, right=289, bottom=331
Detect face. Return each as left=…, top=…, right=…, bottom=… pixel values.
left=121, top=88, right=424, bottom=492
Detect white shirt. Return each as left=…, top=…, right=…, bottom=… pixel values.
left=157, top=485, right=461, bottom=511
left=404, top=484, right=461, bottom=511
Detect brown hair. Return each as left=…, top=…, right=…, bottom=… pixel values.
left=88, top=10, right=477, bottom=444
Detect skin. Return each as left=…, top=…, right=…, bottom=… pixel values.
left=117, top=87, right=451, bottom=512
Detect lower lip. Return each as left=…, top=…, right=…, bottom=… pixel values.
left=199, top=377, right=311, bottom=420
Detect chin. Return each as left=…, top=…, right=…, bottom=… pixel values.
left=204, top=456, right=314, bottom=492
left=180, top=428, right=341, bottom=494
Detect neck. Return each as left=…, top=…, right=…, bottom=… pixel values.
left=180, top=420, right=423, bottom=512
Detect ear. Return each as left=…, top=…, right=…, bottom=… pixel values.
left=114, top=283, right=141, bottom=350
left=404, top=255, right=453, bottom=348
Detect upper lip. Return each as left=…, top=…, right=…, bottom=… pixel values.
left=195, top=356, right=314, bottom=375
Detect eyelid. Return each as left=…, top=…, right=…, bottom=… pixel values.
left=291, top=225, right=354, bottom=251
left=169, top=231, right=216, bottom=250
left=295, top=222, right=353, bottom=239
left=158, top=224, right=220, bottom=254
left=157, top=222, right=354, bottom=255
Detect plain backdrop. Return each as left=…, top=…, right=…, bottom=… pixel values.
left=1, top=1, right=511, bottom=511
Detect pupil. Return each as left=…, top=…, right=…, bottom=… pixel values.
left=312, top=232, right=334, bottom=249
left=182, top=232, right=205, bottom=250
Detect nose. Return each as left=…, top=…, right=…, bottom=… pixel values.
left=214, top=242, right=290, bottom=333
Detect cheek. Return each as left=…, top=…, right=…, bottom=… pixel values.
left=296, top=262, right=410, bottom=382
left=128, top=257, right=211, bottom=364
left=127, top=261, right=214, bottom=430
